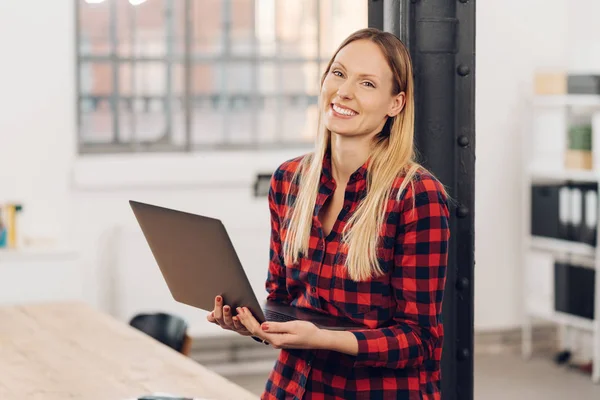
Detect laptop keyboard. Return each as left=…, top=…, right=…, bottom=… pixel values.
left=264, top=309, right=297, bottom=323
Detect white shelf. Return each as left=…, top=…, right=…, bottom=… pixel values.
left=533, top=94, right=600, bottom=108
left=0, top=247, right=77, bottom=261
left=529, top=309, right=595, bottom=332
left=528, top=167, right=600, bottom=182
left=529, top=236, right=596, bottom=258
left=524, top=94, right=600, bottom=384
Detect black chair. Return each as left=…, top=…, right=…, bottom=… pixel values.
left=129, top=312, right=192, bottom=356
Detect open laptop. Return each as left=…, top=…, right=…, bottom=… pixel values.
left=129, top=200, right=363, bottom=330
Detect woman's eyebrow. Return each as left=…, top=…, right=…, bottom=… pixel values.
left=332, top=61, right=379, bottom=80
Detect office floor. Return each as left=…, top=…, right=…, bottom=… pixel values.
left=225, top=353, right=600, bottom=399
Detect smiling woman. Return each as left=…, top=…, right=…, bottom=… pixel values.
left=208, top=27, right=451, bottom=400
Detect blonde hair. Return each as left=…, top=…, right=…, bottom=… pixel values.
left=283, top=28, right=429, bottom=282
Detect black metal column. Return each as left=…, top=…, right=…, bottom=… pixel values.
left=369, top=1, right=476, bottom=400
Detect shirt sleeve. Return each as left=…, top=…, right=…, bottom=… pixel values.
left=350, top=176, right=450, bottom=369
left=265, top=170, right=292, bottom=305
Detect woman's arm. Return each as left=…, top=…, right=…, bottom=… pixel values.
left=318, top=330, right=359, bottom=355
left=265, top=170, right=292, bottom=304
left=319, top=176, right=450, bottom=369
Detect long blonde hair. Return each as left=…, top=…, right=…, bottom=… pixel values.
left=283, top=28, right=425, bottom=282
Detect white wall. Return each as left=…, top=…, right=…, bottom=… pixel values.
left=2, top=0, right=598, bottom=334
left=474, top=0, right=600, bottom=330
left=0, top=1, right=75, bottom=241
left=474, top=0, right=569, bottom=330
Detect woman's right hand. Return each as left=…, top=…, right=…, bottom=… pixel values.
left=206, top=295, right=252, bottom=336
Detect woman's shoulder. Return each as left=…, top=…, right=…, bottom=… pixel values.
left=392, top=166, right=449, bottom=205
left=271, top=153, right=310, bottom=184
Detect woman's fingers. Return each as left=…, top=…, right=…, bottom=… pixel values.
left=232, top=316, right=251, bottom=335
left=207, top=310, right=216, bottom=323
left=209, top=297, right=255, bottom=336
left=222, top=305, right=234, bottom=327
left=236, top=307, right=262, bottom=336
left=213, top=295, right=229, bottom=328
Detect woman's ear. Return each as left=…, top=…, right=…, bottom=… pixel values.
left=388, top=92, right=406, bottom=117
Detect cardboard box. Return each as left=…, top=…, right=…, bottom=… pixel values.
left=565, top=149, right=593, bottom=170
left=535, top=71, right=567, bottom=95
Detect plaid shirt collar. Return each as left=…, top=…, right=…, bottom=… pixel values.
left=320, top=148, right=370, bottom=186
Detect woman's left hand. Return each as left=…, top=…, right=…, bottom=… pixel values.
left=236, top=307, right=325, bottom=350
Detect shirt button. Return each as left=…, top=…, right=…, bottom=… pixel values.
left=310, top=287, right=317, bottom=294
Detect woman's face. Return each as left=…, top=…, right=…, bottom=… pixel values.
left=321, top=39, right=405, bottom=138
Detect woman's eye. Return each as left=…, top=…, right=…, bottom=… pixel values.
left=363, top=81, right=375, bottom=88
left=332, top=70, right=343, bottom=77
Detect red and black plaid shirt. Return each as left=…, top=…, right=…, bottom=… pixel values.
left=261, top=151, right=450, bottom=400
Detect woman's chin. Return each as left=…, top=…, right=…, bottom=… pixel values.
left=325, top=121, right=356, bottom=136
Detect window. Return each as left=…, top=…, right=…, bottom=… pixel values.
left=76, top=0, right=367, bottom=154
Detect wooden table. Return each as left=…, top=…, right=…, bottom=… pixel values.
left=0, top=302, right=259, bottom=400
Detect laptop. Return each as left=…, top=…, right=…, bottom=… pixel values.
left=129, top=200, right=364, bottom=331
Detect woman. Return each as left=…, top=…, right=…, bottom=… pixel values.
left=208, top=27, right=450, bottom=400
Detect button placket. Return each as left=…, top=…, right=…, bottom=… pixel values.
left=313, top=239, right=326, bottom=303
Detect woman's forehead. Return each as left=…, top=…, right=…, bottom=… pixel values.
left=333, top=40, right=392, bottom=80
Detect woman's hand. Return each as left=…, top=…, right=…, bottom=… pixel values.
left=236, top=306, right=325, bottom=350
left=206, top=295, right=252, bottom=336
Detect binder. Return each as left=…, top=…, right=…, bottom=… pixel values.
left=558, top=184, right=571, bottom=240
left=531, top=184, right=562, bottom=239
left=580, top=183, right=598, bottom=246
left=567, top=183, right=583, bottom=242
left=554, top=261, right=595, bottom=320
left=531, top=181, right=598, bottom=246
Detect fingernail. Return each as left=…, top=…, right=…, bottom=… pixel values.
left=262, top=323, right=269, bottom=331
left=223, top=306, right=230, bottom=312
left=236, top=307, right=242, bottom=313
left=216, top=296, right=222, bottom=302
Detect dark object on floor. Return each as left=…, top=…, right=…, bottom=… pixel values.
left=554, top=350, right=572, bottom=365
left=129, top=312, right=192, bottom=356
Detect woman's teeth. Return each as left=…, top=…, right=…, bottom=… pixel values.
left=332, top=104, right=357, bottom=116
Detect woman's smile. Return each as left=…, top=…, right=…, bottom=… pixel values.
left=330, top=103, right=359, bottom=119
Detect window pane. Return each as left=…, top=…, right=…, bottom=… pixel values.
left=231, top=0, right=255, bottom=55
left=192, top=0, right=223, bottom=56
left=170, top=63, right=187, bottom=147
left=319, top=0, right=368, bottom=59
left=257, top=96, right=278, bottom=143
left=258, top=62, right=276, bottom=94
left=79, top=62, right=113, bottom=144
left=276, top=0, right=319, bottom=59
left=227, top=62, right=255, bottom=143
left=281, top=62, right=319, bottom=95
left=226, top=62, right=253, bottom=94
left=78, top=0, right=111, bottom=56
left=119, top=62, right=185, bottom=145
left=192, top=64, right=223, bottom=145
left=117, top=0, right=172, bottom=58
left=256, top=0, right=276, bottom=57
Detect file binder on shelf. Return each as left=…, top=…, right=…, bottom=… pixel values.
left=554, top=261, right=595, bottom=320
left=530, top=181, right=598, bottom=246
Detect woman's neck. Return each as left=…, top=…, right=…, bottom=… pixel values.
left=329, top=133, right=372, bottom=185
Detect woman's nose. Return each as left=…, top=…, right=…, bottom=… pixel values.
left=336, top=81, right=354, bottom=100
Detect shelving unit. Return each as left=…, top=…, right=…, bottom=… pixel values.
left=522, top=93, right=600, bottom=383
left=0, top=246, right=83, bottom=306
